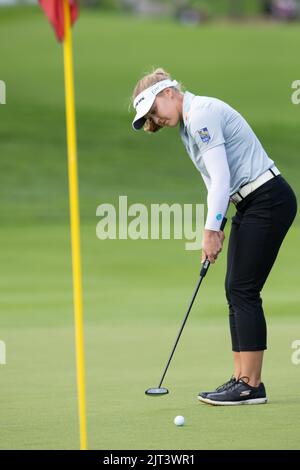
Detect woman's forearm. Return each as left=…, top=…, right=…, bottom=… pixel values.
left=202, top=144, right=231, bottom=231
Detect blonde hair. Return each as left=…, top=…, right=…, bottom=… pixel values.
left=130, top=67, right=184, bottom=133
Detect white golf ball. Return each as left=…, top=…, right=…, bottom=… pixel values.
left=174, top=415, right=185, bottom=426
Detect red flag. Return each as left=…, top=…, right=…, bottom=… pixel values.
left=39, top=0, right=79, bottom=42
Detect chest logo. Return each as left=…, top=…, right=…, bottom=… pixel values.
left=197, top=127, right=211, bottom=143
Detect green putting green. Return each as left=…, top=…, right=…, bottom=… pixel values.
left=0, top=7, right=299, bottom=450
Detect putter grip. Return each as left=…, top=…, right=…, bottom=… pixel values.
left=200, top=217, right=227, bottom=277
left=219, top=217, right=227, bottom=232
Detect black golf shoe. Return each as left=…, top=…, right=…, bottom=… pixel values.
left=198, top=377, right=267, bottom=406
left=198, top=376, right=236, bottom=399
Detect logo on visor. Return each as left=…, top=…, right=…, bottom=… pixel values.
left=197, top=127, right=211, bottom=143
left=135, top=96, right=145, bottom=108
left=151, top=83, right=164, bottom=95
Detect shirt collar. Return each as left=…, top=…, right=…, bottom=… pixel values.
left=181, top=90, right=195, bottom=128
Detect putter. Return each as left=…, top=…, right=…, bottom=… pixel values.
left=145, top=217, right=227, bottom=396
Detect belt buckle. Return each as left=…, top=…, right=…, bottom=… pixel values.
left=230, top=196, right=239, bottom=206
left=230, top=191, right=243, bottom=205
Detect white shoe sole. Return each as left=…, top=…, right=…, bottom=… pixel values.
left=198, top=396, right=268, bottom=406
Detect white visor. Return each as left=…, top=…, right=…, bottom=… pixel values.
left=132, top=79, right=178, bottom=131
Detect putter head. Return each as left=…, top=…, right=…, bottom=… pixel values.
left=145, top=387, right=169, bottom=396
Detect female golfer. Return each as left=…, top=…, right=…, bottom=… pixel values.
left=131, top=68, right=297, bottom=405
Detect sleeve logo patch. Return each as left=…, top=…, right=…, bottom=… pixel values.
left=197, top=127, right=211, bottom=143
left=216, top=213, right=222, bottom=221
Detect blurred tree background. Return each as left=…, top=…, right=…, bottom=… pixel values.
left=77, top=0, right=300, bottom=21
left=2, top=1, right=299, bottom=20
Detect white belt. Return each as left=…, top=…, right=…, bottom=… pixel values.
left=230, top=166, right=281, bottom=205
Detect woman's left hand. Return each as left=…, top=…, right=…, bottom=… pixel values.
left=201, top=229, right=225, bottom=264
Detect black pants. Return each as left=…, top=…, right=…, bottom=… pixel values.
left=225, top=174, right=297, bottom=352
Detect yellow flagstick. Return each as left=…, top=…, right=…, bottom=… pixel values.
left=63, top=0, right=87, bottom=450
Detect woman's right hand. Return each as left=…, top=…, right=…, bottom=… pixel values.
left=201, top=229, right=225, bottom=264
